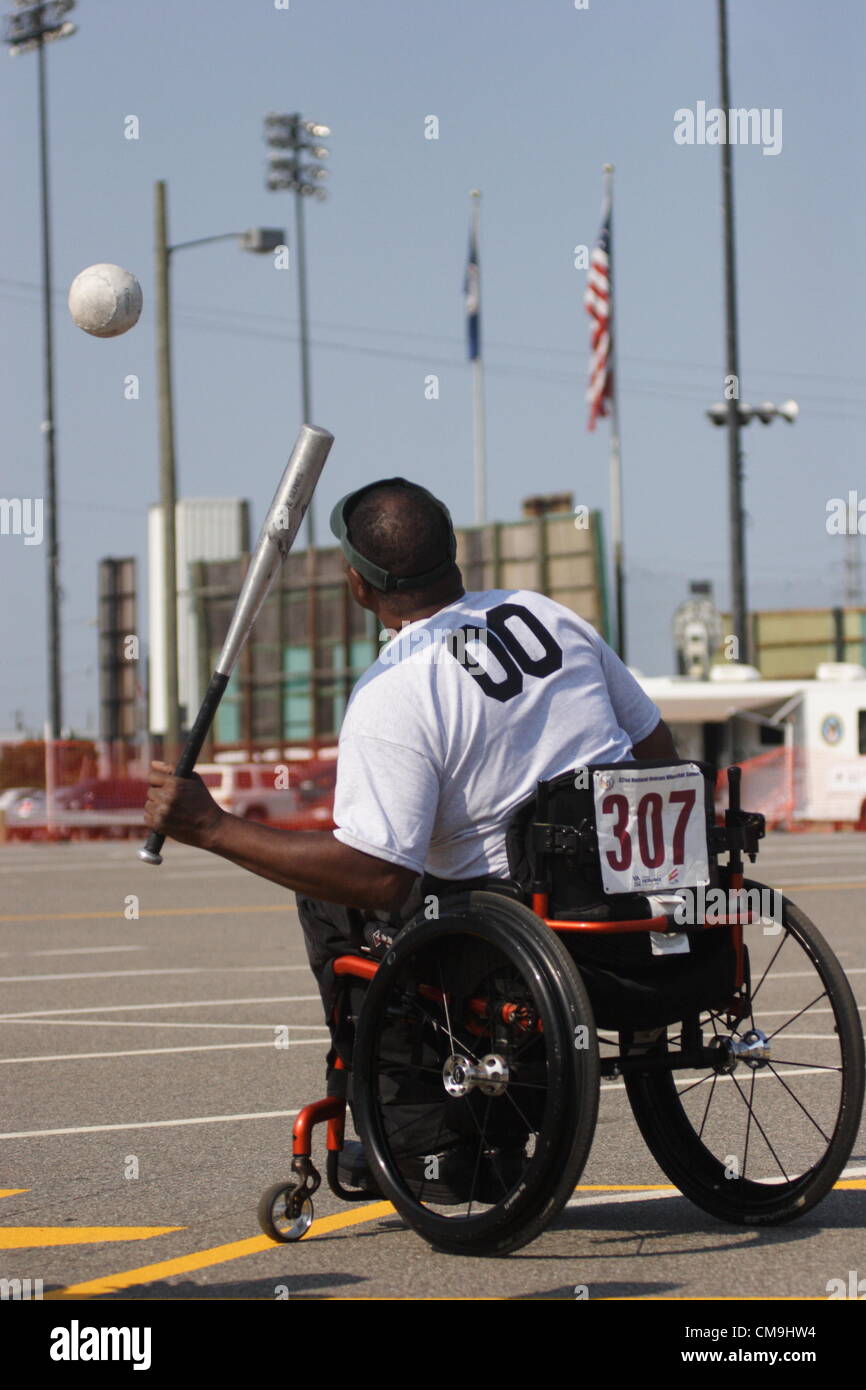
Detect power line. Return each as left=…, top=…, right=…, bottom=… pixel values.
left=165, top=308, right=866, bottom=419
left=2, top=273, right=865, bottom=398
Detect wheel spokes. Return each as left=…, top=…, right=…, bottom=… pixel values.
left=766, top=992, right=829, bottom=1042
left=668, top=911, right=848, bottom=1189
left=697, top=1070, right=719, bottom=1139
left=748, top=931, right=789, bottom=1008
left=373, top=938, right=555, bottom=1216
left=763, top=1062, right=833, bottom=1143
left=726, top=1070, right=793, bottom=1184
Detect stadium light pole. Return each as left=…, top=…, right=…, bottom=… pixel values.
left=716, top=0, right=749, bottom=664
left=154, top=178, right=284, bottom=758
left=706, top=398, right=799, bottom=654
left=4, top=1, right=77, bottom=743
left=263, top=113, right=330, bottom=546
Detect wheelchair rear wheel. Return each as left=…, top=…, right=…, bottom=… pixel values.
left=352, top=892, right=599, bottom=1256
left=624, top=883, right=864, bottom=1225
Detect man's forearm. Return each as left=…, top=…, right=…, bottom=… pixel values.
left=206, top=814, right=413, bottom=911
left=144, top=761, right=417, bottom=911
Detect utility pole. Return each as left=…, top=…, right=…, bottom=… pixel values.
left=717, top=0, right=748, bottom=663
left=5, top=0, right=77, bottom=739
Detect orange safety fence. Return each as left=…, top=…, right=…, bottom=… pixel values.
left=716, top=748, right=797, bottom=831
left=716, top=747, right=866, bottom=831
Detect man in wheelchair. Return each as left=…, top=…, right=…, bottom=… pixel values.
left=148, top=479, right=865, bottom=1255
left=146, top=477, right=677, bottom=1191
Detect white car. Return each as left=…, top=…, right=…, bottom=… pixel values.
left=0, top=786, right=46, bottom=825
left=196, top=764, right=304, bottom=823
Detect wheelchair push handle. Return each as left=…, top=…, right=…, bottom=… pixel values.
left=725, top=765, right=743, bottom=874
left=710, top=766, right=765, bottom=867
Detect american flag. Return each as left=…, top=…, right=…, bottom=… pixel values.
left=584, top=203, right=612, bottom=431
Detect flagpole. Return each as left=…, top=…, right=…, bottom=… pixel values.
left=470, top=189, right=486, bottom=524
left=603, top=163, right=626, bottom=661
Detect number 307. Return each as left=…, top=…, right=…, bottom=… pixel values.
left=601, top=789, right=696, bottom=871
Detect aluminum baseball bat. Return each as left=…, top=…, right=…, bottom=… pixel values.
left=138, top=423, right=334, bottom=865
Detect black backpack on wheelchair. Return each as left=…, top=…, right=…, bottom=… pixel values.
left=503, top=758, right=737, bottom=1031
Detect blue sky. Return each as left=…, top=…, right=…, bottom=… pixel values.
left=1, top=0, right=864, bottom=733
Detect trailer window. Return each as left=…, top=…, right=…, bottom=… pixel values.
left=759, top=724, right=784, bottom=747
left=859, top=710, right=866, bottom=755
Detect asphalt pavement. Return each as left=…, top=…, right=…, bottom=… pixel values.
left=0, top=831, right=863, bottom=1302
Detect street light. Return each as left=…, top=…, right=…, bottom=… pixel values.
left=4, top=0, right=77, bottom=742
left=153, top=179, right=285, bottom=757
left=706, top=400, right=799, bottom=426
left=263, top=113, right=331, bottom=545
left=5, top=0, right=73, bottom=48
left=705, top=395, right=798, bottom=665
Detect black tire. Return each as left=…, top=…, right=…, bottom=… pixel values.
left=353, top=892, right=599, bottom=1256
left=257, top=1178, right=314, bottom=1242
left=624, top=883, right=864, bottom=1225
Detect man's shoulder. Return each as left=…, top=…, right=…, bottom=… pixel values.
left=468, top=589, right=601, bottom=641
left=455, top=588, right=595, bottom=621
left=340, top=640, right=436, bottom=737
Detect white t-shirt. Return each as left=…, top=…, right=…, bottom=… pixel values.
left=332, top=589, right=660, bottom=881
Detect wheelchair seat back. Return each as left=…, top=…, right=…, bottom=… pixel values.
left=507, top=757, right=719, bottom=917
left=506, top=759, right=735, bottom=1031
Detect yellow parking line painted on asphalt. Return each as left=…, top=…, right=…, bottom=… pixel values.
left=0, top=1225, right=184, bottom=1249
left=0, top=1188, right=29, bottom=1198
left=575, top=1184, right=676, bottom=1191
left=44, top=1170, right=866, bottom=1299
left=777, top=881, right=866, bottom=893
left=0, top=905, right=290, bottom=924
left=47, top=1203, right=396, bottom=1299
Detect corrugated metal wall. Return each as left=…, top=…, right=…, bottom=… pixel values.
left=192, top=509, right=606, bottom=751
left=718, top=606, right=866, bottom=678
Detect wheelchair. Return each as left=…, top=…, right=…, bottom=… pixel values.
left=258, top=759, right=865, bottom=1257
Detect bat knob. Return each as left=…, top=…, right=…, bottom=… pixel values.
left=137, top=847, right=163, bottom=866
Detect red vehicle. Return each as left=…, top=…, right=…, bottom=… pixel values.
left=293, top=759, right=337, bottom=807
left=55, top=778, right=150, bottom=812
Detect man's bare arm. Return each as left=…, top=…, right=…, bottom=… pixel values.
left=144, top=763, right=417, bottom=913
left=631, top=718, right=678, bottom=760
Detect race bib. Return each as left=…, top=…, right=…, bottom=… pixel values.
left=593, top=764, right=710, bottom=895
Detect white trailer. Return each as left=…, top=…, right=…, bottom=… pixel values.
left=637, top=663, right=866, bottom=826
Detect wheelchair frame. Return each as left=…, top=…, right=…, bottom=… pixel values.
left=258, top=764, right=865, bottom=1254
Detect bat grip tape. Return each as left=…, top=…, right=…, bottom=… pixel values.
left=139, top=670, right=230, bottom=864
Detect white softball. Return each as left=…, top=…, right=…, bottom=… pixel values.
left=68, top=263, right=143, bottom=338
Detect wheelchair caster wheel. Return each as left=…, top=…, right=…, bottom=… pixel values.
left=258, top=1179, right=314, bottom=1243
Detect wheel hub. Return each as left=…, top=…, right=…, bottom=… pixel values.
left=443, top=1052, right=509, bottom=1097
left=269, top=1185, right=313, bottom=1240
left=713, top=1027, right=772, bottom=1073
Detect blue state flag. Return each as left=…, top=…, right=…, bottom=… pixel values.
left=464, top=225, right=480, bottom=361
